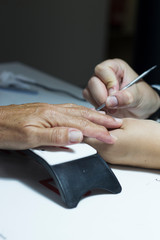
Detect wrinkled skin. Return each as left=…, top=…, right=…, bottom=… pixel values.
left=0, top=102, right=122, bottom=150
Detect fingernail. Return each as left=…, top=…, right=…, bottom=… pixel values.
left=113, top=117, right=123, bottom=123
left=98, top=111, right=106, bottom=114
left=69, top=130, right=83, bottom=143
left=106, top=96, right=118, bottom=107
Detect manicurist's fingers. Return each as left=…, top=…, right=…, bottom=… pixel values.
left=94, top=60, right=120, bottom=93
left=106, top=89, right=134, bottom=109
left=82, top=87, right=99, bottom=108
left=86, top=76, right=108, bottom=105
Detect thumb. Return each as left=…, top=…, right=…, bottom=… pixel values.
left=35, top=127, right=83, bottom=147
left=106, top=90, right=134, bottom=109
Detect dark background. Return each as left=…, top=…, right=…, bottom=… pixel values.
left=0, top=0, right=159, bottom=87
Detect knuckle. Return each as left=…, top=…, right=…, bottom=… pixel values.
left=98, top=124, right=107, bottom=132
left=51, top=128, right=59, bottom=144
left=38, top=103, right=50, bottom=110
left=80, top=108, right=91, bottom=119
left=78, top=118, right=91, bottom=130
left=95, top=64, right=105, bottom=75
left=51, top=128, right=68, bottom=145
left=37, top=104, right=56, bottom=117
left=33, top=103, right=49, bottom=110
left=65, top=103, right=77, bottom=108
left=126, top=91, right=134, bottom=105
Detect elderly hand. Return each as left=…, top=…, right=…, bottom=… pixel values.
left=85, top=118, right=160, bottom=169
left=83, top=58, right=160, bottom=119
left=0, top=102, right=122, bottom=150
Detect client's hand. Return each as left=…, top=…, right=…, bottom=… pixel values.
left=0, top=102, right=122, bottom=150
left=85, top=118, right=160, bottom=169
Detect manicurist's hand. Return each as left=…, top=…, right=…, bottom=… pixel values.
left=0, top=102, right=122, bottom=150
left=85, top=118, right=160, bottom=169
left=83, top=58, right=160, bottom=119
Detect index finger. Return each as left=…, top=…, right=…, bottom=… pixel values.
left=94, top=60, right=121, bottom=94
left=52, top=104, right=122, bottom=129
left=45, top=111, right=117, bottom=144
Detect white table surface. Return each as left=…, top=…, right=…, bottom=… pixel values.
left=0, top=62, right=160, bottom=240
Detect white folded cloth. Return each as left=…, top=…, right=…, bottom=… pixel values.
left=0, top=71, right=36, bottom=90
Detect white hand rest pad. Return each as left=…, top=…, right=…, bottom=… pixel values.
left=31, top=143, right=97, bottom=166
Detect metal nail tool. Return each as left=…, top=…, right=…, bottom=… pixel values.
left=96, top=65, right=157, bottom=111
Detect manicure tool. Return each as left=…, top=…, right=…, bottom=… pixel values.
left=96, top=65, right=157, bottom=111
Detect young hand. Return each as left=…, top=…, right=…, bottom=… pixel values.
left=83, top=58, right=160, bottom=119
left=85, top=118, right=160, bottom=169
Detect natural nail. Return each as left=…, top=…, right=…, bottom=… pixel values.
left=69, top=130, right=83, bottom=143
left=106, top=96, right=118, bottom=107
left=113, top=117, right=123, bottom=123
